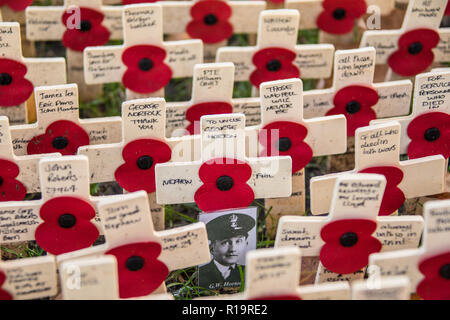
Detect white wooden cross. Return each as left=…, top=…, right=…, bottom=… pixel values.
left=371, top=70, right=450, bottom=193
left=0, top=22, right=66, bottom=124
left=56, top=190, right=210, bottom=299
left=216, top=9, right=335, bottom=94
left=286, top=0, right=395, bottom=45
left=276, top=174, right=424, bottom=284
left=0, top=116, right=61, bottom=197
left=245, top=78, right=346, bottom=235
left=0, top=255, right=58, bottom=300
left=78, top=97, right=199, bottom=231
left=360, top=0, right=450, bottom=80
left=0, top=155, right=107, bottom=255
left=351, top=276, right=411, bottom=300
left=368, top=199, right=450, bottom=300
left=25, top=0, right=124, bottom=99
left=84, top=3, right=203, bottom=100
left=310, top=121, right=446, bottom=216
left=302, top=47, right=412, bottom=137
left=161, top=0, right=265, bottom=60
left=155, top=113, right=293, bottom=212
left=8, top=84, right=122, bottom=157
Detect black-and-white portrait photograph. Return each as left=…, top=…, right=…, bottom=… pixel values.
left=198, top=207, right=257, bottom=291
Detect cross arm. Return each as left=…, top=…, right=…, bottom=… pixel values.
left=0, top=200, right=43, bottom=243
left=294, top=44, right=334, bottom=79
left=84, top=46, right=124, bottom=85
left=298, top=282, right=351, bottom=300
left=23, top=58, right=67, bottom=86
left=216, top=46, right=257, bottom=81
left=376, top=216, right=424, bottom=252
left=304, top=115, right=347, bottom=156
left=26, top=6, right=66, bottom=41
left=78, top=143, right=123, bottom=184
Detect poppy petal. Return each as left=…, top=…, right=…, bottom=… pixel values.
left=195, top=183, right=255, bottom=212
left=190, top=0, right=232, bottom=21
left=186, top=20, right=233, bottom=44
left=250, top=65, right=300, bottom=89
left=0, top=66, right=33, bottom=107
left=417, top=252, right=450, bottom=300
left=62, top=25, right=110, bottom=52
left=185, top=102, right=233, bottom=135
left=3, top=0, right=32, bottom=11
left=198, top=157, right=252, bottom=183
left=252, top=47, right=297, bottom=69
left=0, top=159, right=20, bottom=179
left=0, top=178, right=27, bottom=201
left=115, top=163, right=156, bottom=193
left=122, top=64, right=172, bottom=94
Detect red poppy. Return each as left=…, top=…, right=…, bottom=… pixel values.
left=194, top=157, right=254, bottom=212
left=61, top=7, right=110, bottom=52
left=0, top=159, right=27, bottom=202
left=250, top=48, right=300, bottom=88
left=186, top=0, right=233, bottom=44
left=407, top=112, right=450, bottom=160
left=326, top=85, right=378, bottom=137
left=251, top=294, right=302, bottom=300
left=106, top=242, right=169, bottom=299
left=359, top=166, right=405, bottom=216
left=115, top=139, right=172, bottom=193
left=35, top=196, right=99, bottom=255
left=0, top=58, right=34, bottom=107
left=316, top=0, right=367, bottom=35
left=121, top=45, right=172, bottom=94
left=258, top=121, right=312, bottom=173
left=417, top=251, right=450, bottom=300
left=320, top=219, right=382, bottom=274
left=388, top=29, right=440, bottom=77
left=27, top=120, right=90, bottom=156
left=446, top=2, right=450, bottom=16
left=0, top=271, right=12, bottom=300
left=0, top=0, right=32, bottom=11
left=185, top=102, right=233, bottom=135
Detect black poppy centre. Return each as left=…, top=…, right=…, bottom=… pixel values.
left=276, top=137, right=292, bottom=152
left=0, top=73, right=13, bottom=86
left=126, top=255, right=145, bottom=271
left=52, top=136, right=69, bottom=150
left=408, top=42, right=423, bottom=55
left=333, top=8, right=347, bottom=20
left=137, top=156, right=154, bottom=170
left=346, top=100, right=361, bottom=114
left=0, top=177, right=3, bottom=187
left=424, top=127, right=440, bottom=142
left=203, top=14, right=218, bottom=26
left=439, top=264, right=450, bottom=280
left=340, top=232, right=358, bottom=247
left=216, top=175, right=234, bottom=191
left=58, top=213, right=77, bottom=229
left=266, top=59, right=282, bottom=72
left=80, top=20, right=92, bottom=32
left=138, top=58, right=154, bottom=72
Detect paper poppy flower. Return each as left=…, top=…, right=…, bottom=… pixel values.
left=0, top=271, right=12, bottom=300
left=35, top=196, right=99, bottom=255
left=185, top=102, right=233, bottom=135
left=61, top=7, right=110, bottom=52
left=194, top=157, right=254, bottom=212
left=27, top=120, right=90, bottom=156
left=359, top=166, right=405, bottom=216
left=0, top=0, right=32, bottom=11
left=250, top=48, right=300, bottom=89
left=316, top=0, right=367, bottom=35
left=0, top=58, right=34, bottom=107
left=0, top=159, right=27, bottom=202
left=319, top=219, right=382, bottom=274
left=115, top=139, right=172, bottom=193
left=407, top=112, right=450, bottom=160
left=121, top=45, right=172, bottom=94
left=258, top=121, right=313, bottom=173
left=186, top=0, right=233, bottom=44
left=106, top=242, right=169, bottom=299
left=326, top=85, right=378, bottom=137
left=388, top=29, right=440, bottom=77
left=417, top=252, right=450, bottom=300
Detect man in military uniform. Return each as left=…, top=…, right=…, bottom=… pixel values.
left=198, top=213, right=256, bottom=291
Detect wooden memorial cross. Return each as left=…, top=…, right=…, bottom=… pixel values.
left=155, top=113, right=292, bottom=213
left=310, top=121, right=446, bottom=217
left=371, top=70, right=450, bottom=194
left=0, top=155, right=108, bottom=256
left=78, top=97, right=198, bottom=231
left=0, top=116, right=61, bottom=200
left=368, top=199, right=450, bottom=300
left=216, top=9, right=335, bottom=95
left=275, top=174, right=424, bottom=284
left=25, top=0, right=124, bottom=100
left=360, top=0, right=450, bottom=80
left=8, top=84, right=122, bottom=157
left=84, top=3, right=203, bottom=101
left=246, top=78, right=346, bottom=236
left=285, top=0, right=395, bottom=46
left=0, top=255, right=58, bottom=300
left=0, top=22, right=66, bottom=124
left=56, top=190, right=210, bottom=299
left=351, top=276, right=411, bottom=300
left=302, top=47, right=412, bottom=139
left=160, top=0, right=265, bottom=61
